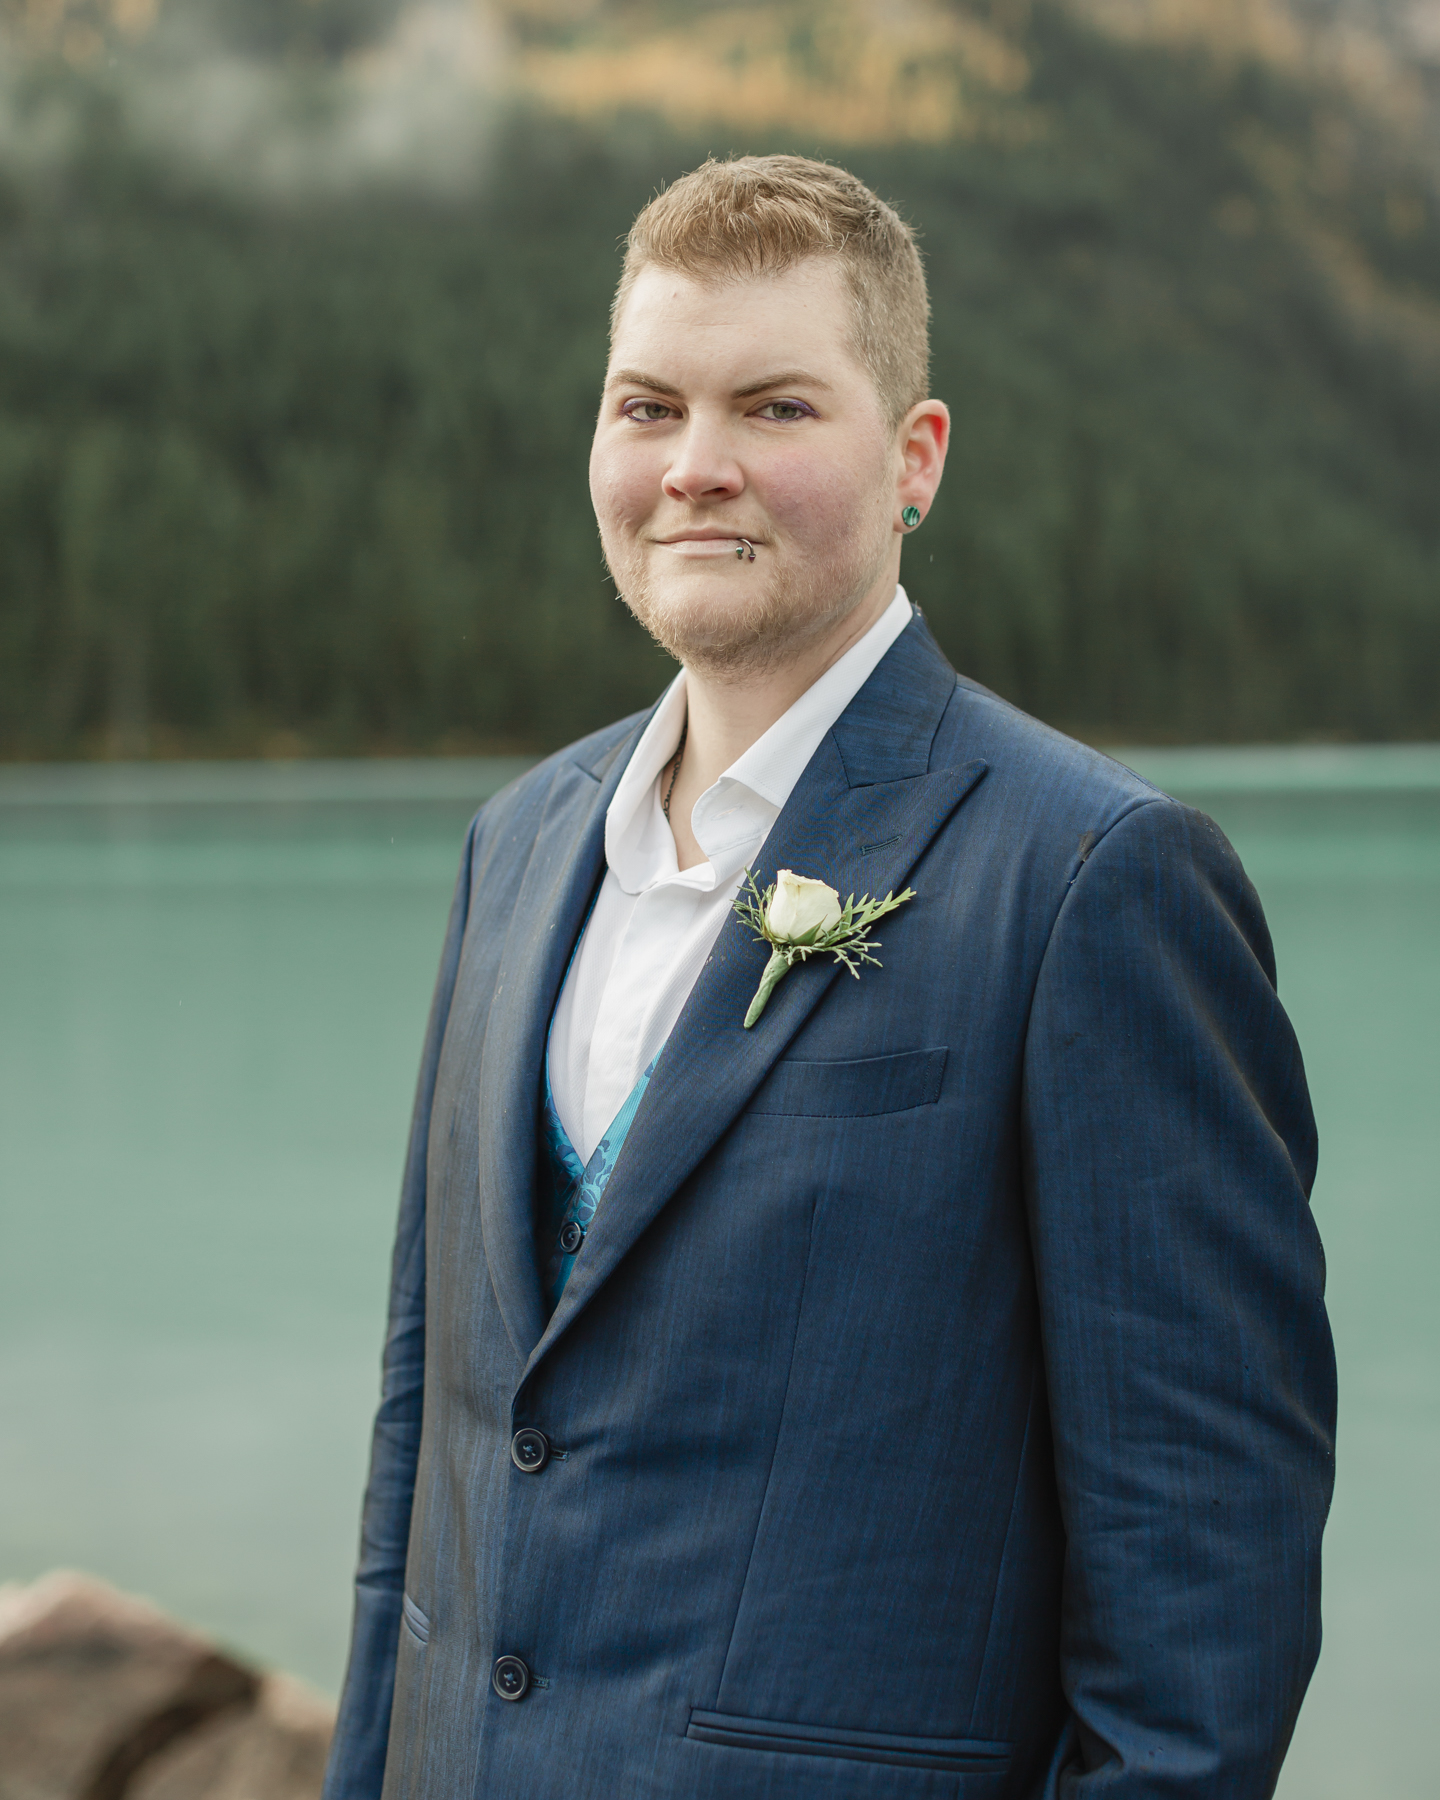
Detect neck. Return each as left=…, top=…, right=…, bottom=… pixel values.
left=664, top=576, right=897, bottom=870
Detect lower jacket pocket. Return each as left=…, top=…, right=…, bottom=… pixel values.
left=686, top=1710, right=1011, bottom=1775
left=401, top=1593, right=430, bottom=1645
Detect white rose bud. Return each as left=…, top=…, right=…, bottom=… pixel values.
left=766, top=869, right=843, bottom=943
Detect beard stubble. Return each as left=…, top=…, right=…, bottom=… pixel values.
left=605, top=521, right=892, bottom=683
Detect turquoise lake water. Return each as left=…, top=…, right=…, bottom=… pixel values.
left=1, top=747, right=1436, bottom=1797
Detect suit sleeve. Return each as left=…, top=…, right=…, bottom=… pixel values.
left=322, top=813, right=481, bottom=1800
left=1022, top=797, right=1335, bottom=1797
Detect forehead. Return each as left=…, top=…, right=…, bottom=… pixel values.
left=608, top=259, right=866, bottom=386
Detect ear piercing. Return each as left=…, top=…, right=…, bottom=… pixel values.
left=901, top=507, right=921, bottom=528
left=735, top=539, right=756, bottom=561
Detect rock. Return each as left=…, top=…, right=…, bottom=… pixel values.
left=129, top=1673, right=333, bottom=1800
left=0, top=1572, right=333, bottom=1800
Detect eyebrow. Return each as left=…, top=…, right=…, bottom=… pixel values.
left=607, top=368, right=834, bottom=399
left=732, top=369, right=833, bottom=399
left=609, top=369, right=682, bottom=396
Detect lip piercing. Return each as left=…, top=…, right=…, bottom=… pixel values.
left=735, top=539, right=756, bottom=561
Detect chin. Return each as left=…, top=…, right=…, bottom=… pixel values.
left=626, top=568, right=832, bottom=675
left=616, top=549, right=875, bottom=677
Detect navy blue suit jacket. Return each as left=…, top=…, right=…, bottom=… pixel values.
left=324, top=615, right=1334, bottom=1799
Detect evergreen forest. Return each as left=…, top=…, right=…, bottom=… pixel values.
left=1, top=0, right=1438, bottom=756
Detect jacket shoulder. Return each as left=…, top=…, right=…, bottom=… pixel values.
left=929, top=676, right=1261, bottom=944
left=934, top=674, right=1168, bottom=831
left=467, top=708, right=651, bottom=845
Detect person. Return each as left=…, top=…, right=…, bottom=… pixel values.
left=322, top=155, right=1335, bottom=1800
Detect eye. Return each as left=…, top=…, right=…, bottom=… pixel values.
left=621, top=399, right=678, bottom=423
left=754, top=399, right=817, bottom=422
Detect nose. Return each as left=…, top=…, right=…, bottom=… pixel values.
left=661, top=416, right=745, bottom=506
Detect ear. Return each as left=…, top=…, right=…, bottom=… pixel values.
left=893, top=400, right=950, bottom=534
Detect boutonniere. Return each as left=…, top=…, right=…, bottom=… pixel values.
left=732, top=867, right=916, bottom=1028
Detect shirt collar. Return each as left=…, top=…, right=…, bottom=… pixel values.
left=606, top=586, right=913, bottom=896
left=718, top=587, right=913, bottom=811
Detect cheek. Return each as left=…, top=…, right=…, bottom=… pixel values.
left=760, top=444, right=885, bottom=544
left=590, top=434, right=661, bottom=529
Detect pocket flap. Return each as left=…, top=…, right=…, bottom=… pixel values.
left=746, top=1047, right=948, bottom=1118
left=687, top=1709, right=1010, bottom=1773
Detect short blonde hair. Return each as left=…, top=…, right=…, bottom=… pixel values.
left=613, top=154, right=930, bottom=428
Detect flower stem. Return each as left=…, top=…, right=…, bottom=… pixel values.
left=743, top=949, right=791, bottom=1028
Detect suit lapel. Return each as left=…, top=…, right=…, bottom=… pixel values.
left=524, top=617, right=989, bottom=1376
left=477, top=725, right=644, bottom=1359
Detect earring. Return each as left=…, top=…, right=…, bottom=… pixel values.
left=901, top=506, right=921, bottom=528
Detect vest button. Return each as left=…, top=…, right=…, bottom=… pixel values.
left=492, top=1654, right=531, bottom=1701
left=510, top=1427, right=551, bottom=1473
left=558, top=1219, right=585, bottom=1255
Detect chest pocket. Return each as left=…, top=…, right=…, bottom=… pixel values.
left=746, top=1047, right=947, bottom=1118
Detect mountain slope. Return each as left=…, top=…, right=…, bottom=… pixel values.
left=0, top=0, right=1436, bottom=752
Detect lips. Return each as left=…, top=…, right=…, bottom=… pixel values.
left=656, top=532, right=761, bottom=545
left=655, top=529, right=759, bottom=550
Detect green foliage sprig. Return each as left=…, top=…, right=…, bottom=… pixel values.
left=733, top=869, right=917, bottom=1028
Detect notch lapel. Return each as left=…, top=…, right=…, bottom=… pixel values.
left=477, top=725, right=644, bottom=1359
left=524, top=617, right=989, bottom=1377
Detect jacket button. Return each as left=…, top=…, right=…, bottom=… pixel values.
left=492, top=1654, right=531, bottom=1701
left=558, top=1219, right=585, bottom=1255
left=510, top=1428, right=551, bottom=1473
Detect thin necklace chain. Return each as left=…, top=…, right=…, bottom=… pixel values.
left=661, top=720, right=688, bottom=822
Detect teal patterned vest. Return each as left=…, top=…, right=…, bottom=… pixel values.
left=536, top=1050, right=658, bottom=1313
left=536, top=894, right=662, bottom=1313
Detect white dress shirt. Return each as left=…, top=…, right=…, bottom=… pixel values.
left=548, top=586, right=913, bottom=1162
